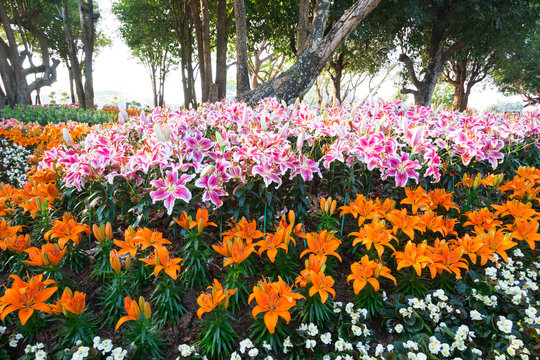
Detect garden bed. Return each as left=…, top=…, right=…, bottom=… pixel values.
left=0, top=99, right=539, bottom=360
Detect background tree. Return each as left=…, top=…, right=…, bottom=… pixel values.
left=240, top=0, right=383, bottom=104
left=0, top=0, right=60, bottom=107
left=360, top=0, right=537, bottom=108
left=113, top=0, right=178, bottom=107
left=491, top=20, right=540, bottom=102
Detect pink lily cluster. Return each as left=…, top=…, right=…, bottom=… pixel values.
left=38, top=98, right=540, bottom=214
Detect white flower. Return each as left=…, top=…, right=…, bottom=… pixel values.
left=395, top=324, right=404, bottom=333
left=283, top=337, right=292, bottom=348
left=433, top=289, right=448, bottom=301
left=35, top=350, right=47, bottom=360
left=262, top=341, right=271, bottom=350
left=346, top=302, right=355, bottom=313
left=308, top=323, right=319, bottom=336
left=321, top=332, right=332, bottom=345
left=387, top=344, right=395, bottom=352
left=248, top=348, right=259, bottom=357
left=375, top=344, right=385, bottom=356
left=0, top=326, right=6, bottom=335
left=507, top=347, right=516, bottom=356
left=9, top=339, right=19, bottom=347
left=230, top=352, right=241, bottom=360
left=334, top=301, right=343, bottom=313
left=335, top=337, right=345, bottom=351
left=100, top=339, right=114, bottom=353
left=239, top=339, right=254, bottom=353
left=352, top=325, right=363, bottom=336
left=36, top=343, right=45, bottom=349
left=470, top=310, right=484, bottom=320
left=15, top=333, right=24, bottom=340
left=496, top=316, right=513, bottom=334
left=178, top=344, right=193, bottom=357
left=306, top=339, right=316, bottom=350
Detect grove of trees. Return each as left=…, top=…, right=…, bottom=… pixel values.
left=2, top=0, right=539, bottom=110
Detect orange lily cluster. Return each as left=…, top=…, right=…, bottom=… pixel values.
left=254, top=210, right=305, bottom=263
left=295, top=254, right=335, bottom=303
left=0, top=274, right=58, bottom=325
left=213, top=217, right=262, bottom=266
left=348, top=255, right=396, bottom=293
left=196, top=279, right=236, bottom=319
left=111, top=226, right=183, bottom=280
left=341, top=168, right=540, bottom=289
left=0, top=170, right=60, bottom=218
left=248, top=277, right=304, bottom=334
left=174, top=208, right=217, bottom=234
left=300, top=230, right=342, bottom=262
left=0, top=122, right=89, bottom=161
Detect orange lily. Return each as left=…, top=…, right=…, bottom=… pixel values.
left=295, top=254, right=327, bottom=288
left=255, top=232, right=289, bottom=262
left=24, top=243, right=65, bottom=267
left=44, top=213, right=90, bottom=249
left=0, top=218, right=22, bottom=251
left=418, top=211, right=447, bottom=235
left=114, top=227, right=140, bottom=258
left=0, top=274, right=57, bottom=325
left=347, top=255, right=396, bottom=293
left=349, top=219, right=396, bottom=258
left=492, top=200, right=539, bottom=220
left=221, top=217, right=264, bottom=244
left=196, top=279, right=236, bottom=319
left=426, top=239, right=469, bottom=279
left=248, top=277, right=304, bottom=334
left=195, top=208, right=217, bottom=233
left=476, top=229, right=517, bottom=265
left=400, top=187, right=429, bottom=214
left=393, top=241, right=432, bottom=276
left=425, top=188, right=459, bottom=212
left=385, top=208, right=422, bottom=240
left=140, top=246, right=182, bottom=280
left=299, top=230, right=342, bottom=261
left=51, top=288, right=86, bottom=316
left=452, top=234, right=484, bottom=264
left=340, top=194, right=380, bottom=226
left=213, top=237, right=255, bottom=266
left=4, top=234, right=31, bottom=253
left=134, top=228, right=172, bottom=250
left=464, top=208, right=501, bottom=233
left=173, top=211, right=197, bottom=230
left=507, top=218, right=540, bottom=250
left=308, top=272, right=335, bottom=303
left=115, top=296, right=152, bottom=330
left=320, top=196, right=337, bottom=216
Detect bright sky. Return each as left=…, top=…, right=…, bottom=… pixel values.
left=41, top=0, right=521, bottom=110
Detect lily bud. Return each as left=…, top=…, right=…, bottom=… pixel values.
left=321, top=264, right=326, bottom=274
left=125, top=256, right=131, bottom=271
left=527, top=191, right=534, bottom=201
left=296, top=131, right=305, bottom=150
left=330, top=199, right=337, bottom=215
left=140, top=110, right=146, bottom=123
left=320, top=197, right=326, bottom=213
left=92, top=224, right=104, bottom=243
left=62, top=128, right=73, bottom=147
left=473, top=174, right=481, bottom=190
left=215, top=131, right=223, bottom=148
left=197, top=218, right=204, bottom=234
left=110, top=250, right=121, bottom=274
left=154, top=124, right=164, bottom=142
left=105, top=222, right=112, bottom=241
left=288, top=210, right=295, bottom=226
left=41, top=251, right=50, bottom=267
left=493, top=174, right=504, bottom=187
left=162, top=123, right=171, bottom=142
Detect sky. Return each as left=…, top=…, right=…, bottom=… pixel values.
left=40, top=0, right=522, bottom=111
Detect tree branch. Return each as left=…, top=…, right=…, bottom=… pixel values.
left=399, top=53, right=421, bottom=89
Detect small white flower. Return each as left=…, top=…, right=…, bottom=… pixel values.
left=35, top=350, right=47, bottom=360
left=395, top=324, right=404, bottom=333
left=306, top=339, right=316, bottom=350
left=248, top=348, right=259, bottom=357
left=321, top=332, right=332, bottom=345
left=230, top=352, right=241, bottom=360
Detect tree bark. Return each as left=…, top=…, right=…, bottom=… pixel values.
left=79, top=0, right=95, bottom=109
left=297, top=0, right=311, bottom=55
left=242, top=0, right=382, bottom=105
left=62, top=0, right=86, bottom=108
left=215, top=0, right=231, bottom=99
left=235, top=0, right=250, bottom=97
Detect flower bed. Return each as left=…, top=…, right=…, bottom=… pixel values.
left=0, top=105, right=117, bottom=125
left=0, top=100, right=539, bottom=360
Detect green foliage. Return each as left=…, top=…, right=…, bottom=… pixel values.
left=198, top=309, right=238, bottom=358
left=431, top=82, right=455, bottom=109
left=0, top=105, right=115, bottom=125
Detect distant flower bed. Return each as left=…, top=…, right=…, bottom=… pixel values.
left=0, top=99, right=538, bottom=360
left=0, top=104, right=116, bottom=125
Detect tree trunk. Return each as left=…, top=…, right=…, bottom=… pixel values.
left=79, top=0, right=95, bottom=109
left=150, top=65, right=158, bottom=107
left=297, top=0, right=311, bottom=55
left=235, top=0, right=250, bottom=97
left=62, top=0, right=86, bottom=108
left=215, top=0, right=228, bottom=99
left=399, top=16, right=466, bottom=107
left=242, top=0, right=382, bottom=105
left=328, top=50, right=345, bottom=104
